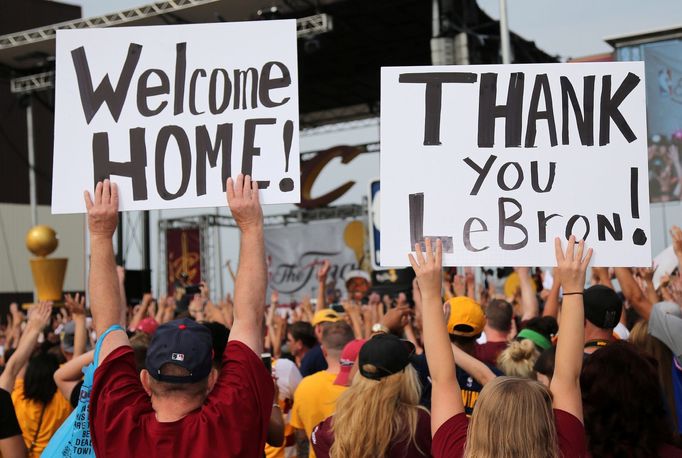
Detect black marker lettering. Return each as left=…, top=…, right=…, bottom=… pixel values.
left=525, top=74, right=558, bottom=147
left=259, top=62, right=291, bottom=108
left=399, top=72, right=478, bottom=146
left=155, top=126, right=191, bottom=200
left=560, top=75, right=594, bottom=146
left=71, top=43, right=142, bottom=123
left=195, top=123, right=233, bottom=196
left=497, top=162, right=523, bottom=191
left=478, top=72, right=524, bottom=148
left=463, top=217, right=489, bottom=252
left=92, top=128, right=148, bottom=200
left=241, top=118, right=277, bottom=176
left=136, top=69, right=170, bottom=117
left=599, top=72, right=640, bottom=145
left=463, top=155, right=497, bottom=195
left=498, top=197, right=528, bottom=250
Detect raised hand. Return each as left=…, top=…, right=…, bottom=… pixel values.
left=64, top=293, right=86, bottom=316
left=28, top=301, right=52, bottom=331
left=554, top=235, right=592, bottom=293
left=226, top=174, right=262, bottom=232
left=409, top=238, right=443, bottom=301
left=317, top=260, right=330, bottom=282
left=84, top=179, right=119, bottom=239
left=380, top=305, right=412, bottom=334
left=452, top=274, right=465, bottom=297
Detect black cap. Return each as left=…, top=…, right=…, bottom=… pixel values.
left=358, top=333, right=416, bottom=380
left=583, top=285, right=623, bottom=329
left=146, top=318, right=213, bottom=383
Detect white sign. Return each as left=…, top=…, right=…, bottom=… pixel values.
left=53, top=20, right=300, bottom=213
left=381, top=63, right=651, bottom=267
left=265, top=219, right=366, bottom=303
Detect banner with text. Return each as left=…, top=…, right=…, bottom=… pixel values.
left=265, top=219, right=367, bottom=303
left=53, top=20, right=300, bottom=213
left=380, top=62, right=651, bottom=267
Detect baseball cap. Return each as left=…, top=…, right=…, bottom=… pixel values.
left=136, top=317, right=159, bottom=335
left=312, top=309, right=341, bottom=326
left=358, top=334, right=416, bottom=380
left=273, top=358, right=303, bottom=400
left=334, top=339, right=366, bottom=386
left=146, top=318, right=213, bottom=383
left=446, top=297, right=486, bottom=337
left=343, top=270, right=371, bottom=284
left=60, top=321, right=92, bottom=353
left=583, top=285, right=622, bottom=329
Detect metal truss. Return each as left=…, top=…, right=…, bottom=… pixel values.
left=0, top=0, right=332, bottom=50
left=0, top=0, right=219, bottom=49
left=9, top=71, right=54, bottom=94
left=296, top=13, right=333, bottom=37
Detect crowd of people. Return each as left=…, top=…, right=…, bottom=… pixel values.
left=0, top=175, right=682, bottom=457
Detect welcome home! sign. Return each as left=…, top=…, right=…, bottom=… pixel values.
left=52, top=20, right=300, bottom=213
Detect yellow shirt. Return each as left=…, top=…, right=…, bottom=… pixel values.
left=289, top=371, right=346, bottom=458
left=12, top=379, right=72, bottom=457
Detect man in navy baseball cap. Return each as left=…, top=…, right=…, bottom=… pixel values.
left=86, top=176, right=274, bottom=457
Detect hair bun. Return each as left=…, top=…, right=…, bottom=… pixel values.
left=509, top=340, right=537, bottom=362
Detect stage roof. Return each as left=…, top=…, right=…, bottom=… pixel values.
left=0, top=0, right=557, bottom=126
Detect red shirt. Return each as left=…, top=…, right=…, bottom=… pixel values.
left=90, top=340, right=273, bottom=457
left=312, top=408, right=432, bottom=458
left=432, top=409, right=587, bottom=458
left=475, top=341, right=508, bottom=367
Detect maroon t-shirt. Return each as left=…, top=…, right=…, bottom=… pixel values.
left=311, top=408, right=432, bottom=458
left=475, top=341, right=508, bottom=367
left=432, top=409, right=587, bottom=458
left=90, top=340, right=273, bottom=457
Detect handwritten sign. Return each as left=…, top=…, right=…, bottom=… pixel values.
left=52, top=20, right=300, bottom=213
left=380, top=62, right=651, bottom=267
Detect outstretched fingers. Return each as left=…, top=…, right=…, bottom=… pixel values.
left=554, top=237, right=564, bottom=265
left=414, top=242, right=425, bottom=268
left=110, top=181, right=119, bottom=208
left=226, top=177, right=235, bottom=202
left=94, top=181, right=103, bottom=206
left=84, top=191, right=94, bottom=210
left=581, top=248, right=594, bottom=270
left=251, top=178, right=260, bottom=204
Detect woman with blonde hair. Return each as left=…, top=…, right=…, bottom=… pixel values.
left=410, top=236, right=590, bottom=458
left=311, top=333, right=432, bottom=458
left=496, top=339, right=540, bottom=379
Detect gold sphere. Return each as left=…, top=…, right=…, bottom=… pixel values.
left=26, top=225, right=59, bottom=257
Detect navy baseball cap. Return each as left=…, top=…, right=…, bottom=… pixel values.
left=146, top=318, right=213, bottom=383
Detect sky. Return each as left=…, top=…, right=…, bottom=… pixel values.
left=59, top=0, right=682, bottom=60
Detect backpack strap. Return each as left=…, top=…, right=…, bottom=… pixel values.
left=93, top=325, right=125, bottom=370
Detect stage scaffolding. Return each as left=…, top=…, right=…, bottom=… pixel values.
left=157, top=203, right=366, bottom=299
